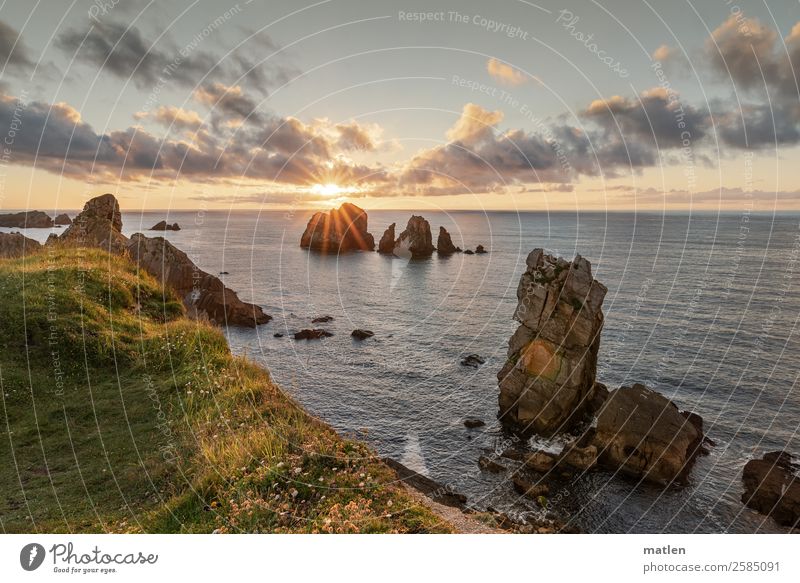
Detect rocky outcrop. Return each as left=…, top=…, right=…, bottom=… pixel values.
left=58, top=193, right=128, bottom=254
left=300, top=202, right=375, bottom=253
left=394, top=216, right=435, bottom=258
left=475, top=244, right=487, bottom=254
left=497, top=249, right=607, bottom=434
left=127, top=233, right=270, bottom=327
left=378, top=223, right=396, bottom=254
left=461, top=354, right=485, bottom=368
left=437, top=226, right=459, bottom=255
left=294, top=329, right=333, bottom=340
left=54, top=213, right=72, bottom=225
left=0, top=210, right=53, bottom=228
left=592, top=384, right=703, bottom=485
left=151, top=220, right=181, bottom=231
left=0, top=232, right=42, bottom=258
left=741, top=451, right=799, bottom=528
left=351, top=329, right=374, bottom=340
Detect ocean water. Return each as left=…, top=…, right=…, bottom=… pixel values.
left=7, top=209, right=799, bottom=533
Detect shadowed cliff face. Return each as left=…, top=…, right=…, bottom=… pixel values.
left=300, top=202, right=375, bottom=253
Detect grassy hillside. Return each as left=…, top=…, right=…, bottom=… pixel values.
left=0, top=246, right=451, bottom=533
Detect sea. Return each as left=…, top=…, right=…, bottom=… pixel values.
left=6, top=209, right=800, bottom=533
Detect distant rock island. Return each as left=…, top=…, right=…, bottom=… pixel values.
left=54, top=213, right=72, bottom=225
left=300, top=202, right=375, bottom=252
left=150, top=220, right=181, bottom=231
left=302, top=203, right=485, bottom=258
left=0, top=210, right=54, bottom=228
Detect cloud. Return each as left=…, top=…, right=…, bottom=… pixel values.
left=135, top=106, right=204, bottom=131
left=194, top=82, right=260, bottom=120
left=487, top=58, right=528, bottom=86
left=0, top=20, right=34, bottom=71
left=445, top=103, right=504, bottom=143
left=56, top=20, right=295, bottom=96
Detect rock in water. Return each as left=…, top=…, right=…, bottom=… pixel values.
left=378, top=223, right=396, bottom=254
left=437, top=226, right=458, bottom=255
left=475, top=244, right=487, bottom=254
left=0, top=210, right=54, bottom=228
left=592, top=383, right=703, bottom=485
left=0, top=232, right=42, bottom=258
left=127, top=233, right=271, bottom=327
left=300, top=202, right=375, bottom=253
left=54, top=213, right=72, bottom=225
left=497, top=249, right=607, bottom=434
left=394, top=215, right=435, bottom=258
left=294, top=329, right=333, bottom=340
left=58, top=193, right=129, bottom=254
left=150, top=220, right=181, bottom=231
left=741, top=451, right=799, bottom=527
left=351, top=329, right=374, bottom=340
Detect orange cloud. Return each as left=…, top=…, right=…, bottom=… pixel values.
left=487, top=58, right=528, bottom=86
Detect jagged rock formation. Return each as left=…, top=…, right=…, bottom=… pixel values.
left=151, top=220, right=181, bottom=231
left=498, top=249, right=607, bottom=434
left=54, top=213, right=72, bottom=225
left=294, top=329, right=333, bottom=340
left=394, top=215, right=435, bottom=258
left=741, top=451, right=799, bottom=527
left=475, top=244, right=487, bottom=254
left=0, top=232, right=41, bottom=258
left=300, top=202, right=375, bottom=253
left=0, top=210, right=53, bottom=228
left=127, top=233, right=270, bottom=327
left=58, top=193, right=128, bottom=254
left=378, top=223, right=396, bottom=254
left=593, top=383, right=704, bottom=485
left=437, top=226, right=459, bottom=255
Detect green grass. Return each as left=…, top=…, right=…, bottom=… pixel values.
left=0, top=246, right=451, bottom=533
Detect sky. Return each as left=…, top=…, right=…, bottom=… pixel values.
left=1, top=0, right=800, bottom=212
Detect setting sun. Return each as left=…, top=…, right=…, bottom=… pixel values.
left=311, top=183, right=345, bottom=196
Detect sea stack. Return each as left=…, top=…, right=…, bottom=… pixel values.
left=300, top=202, right=375, bottom=253
left=437, top=226, right=459, bottom=255
left=57, top=193, right=128, bottom=254
left=378, top=223, right=396, bottom=254
left=151, top=220, right=181, bottom=231
left=394, top=215, right=435, bottom=258
left=741, top=451, right=800, bottom=527
left=497, top=249, right=607, bottom=434
left=54, top=213, right=72, bottom=226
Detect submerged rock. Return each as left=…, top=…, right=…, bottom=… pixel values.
left=463, top=249, right=475, bottom=255
left=741, top=451, right=799, bottom=527
left=478, top=456, right=506, bottom=473
left=294, top=329, right=333, bottom=340
left=461, top=354, right=485, bottom=368
left=512, top=476, right=549, bottom=499
left=0, top=232, right=42, bottom=258
left=311, top=315, right=334, bottom=323
left=151, top=220, right=181, bottom=231
left=378, top=223, right=396, bottom=254
left=351, top=329, right=374, bottom=340
left=592, top=383, right=704, bottom=485
left=498, top=249, right=607, bottom=434
left=300, top=202, right=375, bottom=253
left=54, top=213, right=72, bottom=226
left=0, top=210, right=53, bottom=228
left=394, top=215, right=435, bottom=258
left=58, top=193, right=128, bottom=254
left=437, top=226, right=459, bottom=255
left=464, top=418, right=485, bottom=428
left=127, top=233, right=271, bottom=327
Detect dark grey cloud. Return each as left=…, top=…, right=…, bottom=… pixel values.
left=56, top=19, right=295, bottom=96
left=0, top=20, right=34, bottom=71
